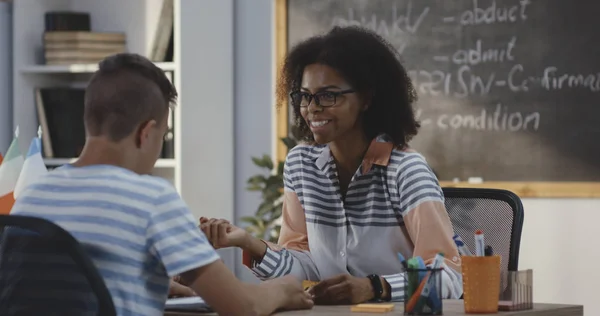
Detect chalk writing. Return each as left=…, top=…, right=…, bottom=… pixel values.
left=450, top=36, right=517, bottom=66
left=419, top=105, right=540, bottom=132
left=539, top=67, right=600, bottom=92
left=409, top=66, right=497, bottom=98
left=330, top=0, right=429, bottom=53
left=508, top=65, right=600, bottom=92
left=454, top=0, right=531, bottom=26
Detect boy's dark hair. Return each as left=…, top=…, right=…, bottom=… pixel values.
left=276, top=26, right=420, bottom=147
left=84, top=53, right=178, bottom=141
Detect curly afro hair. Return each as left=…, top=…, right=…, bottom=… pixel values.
left=276, top=26, right=420, bottom=148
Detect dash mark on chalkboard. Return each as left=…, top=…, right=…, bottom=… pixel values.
left=442, top=16, right=456, bottom=23
left=495, top=81, right=507, bottom=86
left=421, top=119, right=432, bottom=125
left=433, top=56, right=450, bottom=62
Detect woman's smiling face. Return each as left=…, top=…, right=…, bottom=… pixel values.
left=299, top=63, right=366, bottom=145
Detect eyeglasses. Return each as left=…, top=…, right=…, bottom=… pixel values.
left=290, top=89, right=355, bottom=107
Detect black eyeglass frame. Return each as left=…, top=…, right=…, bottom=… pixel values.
left=289, top=89, right=355, bottom=108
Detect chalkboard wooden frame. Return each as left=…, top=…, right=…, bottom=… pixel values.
left=272, top=0, right=600, bottom=198
left=274, top=0, right=289, bottom=166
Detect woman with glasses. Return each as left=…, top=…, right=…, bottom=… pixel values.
left=200, top=26, right=463, bottom=305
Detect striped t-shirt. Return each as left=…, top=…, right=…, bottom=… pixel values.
left=10, top=164, right=220, bottom=316
left=243, top=134, right=463, bottom=301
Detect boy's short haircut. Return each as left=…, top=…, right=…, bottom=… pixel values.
left=84, top=53, right=178, bottom=141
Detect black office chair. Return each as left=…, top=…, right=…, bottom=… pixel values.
left=442, top=188, right=524, bottom=291
left=0, top=215, right=116, bottom=316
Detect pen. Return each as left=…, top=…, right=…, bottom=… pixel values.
left=453, top=233, right=472, bottom=256
left=474, top=230, right=485, bottom=257
left=484, top=245, right=494, bottom=256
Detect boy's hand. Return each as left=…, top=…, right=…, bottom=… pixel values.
left=169, top=277, right=196, bottom=298
left=262, top=276, right=314, bottom=311
left=199, top=217, right=248, bottom=249
left=308, top=274, right=374, bottom=305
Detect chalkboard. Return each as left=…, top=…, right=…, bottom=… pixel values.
left=282, top=0, right=600, bottom=186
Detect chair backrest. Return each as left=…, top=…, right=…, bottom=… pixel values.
left=0, top=215, right=116, bottom=316
left=442, top=188, right=524, bottom=287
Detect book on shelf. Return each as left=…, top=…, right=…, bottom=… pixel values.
left=150, top=0, right=173, bottom=62
left=162, top=71, right=175, bottom=158
left=35, top=88, right=86, bottom=158
left=43, top=31, right=126, bottom=65
left=36, top=86, right=176, bottom=160
left=45, top=11, right=91, bottom=32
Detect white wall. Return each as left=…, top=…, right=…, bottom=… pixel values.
left=519, top=199, right=598, bottom=315
left=179, top=0, right=235, bottom=268
left=178, top=0, right=274, bottom=282
left=0, top=2, right=11, bottom=153
left=233, top=0, right=273, bottom=283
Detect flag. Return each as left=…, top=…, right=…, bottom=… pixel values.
left=0, top=137, right=24, bottom=214
left=14, top=136, right=47, bottom=199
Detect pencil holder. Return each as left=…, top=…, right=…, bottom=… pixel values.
left=403, top=267, right=443, bottom=315
left=461, top=255, right=501, bottom=314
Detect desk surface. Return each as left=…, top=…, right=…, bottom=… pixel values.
left=165, top=300, right=583, bottom=316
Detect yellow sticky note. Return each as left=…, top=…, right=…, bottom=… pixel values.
left=302, top=280, right=318, bottom=290
left=351, top=303, right=395, bottom=313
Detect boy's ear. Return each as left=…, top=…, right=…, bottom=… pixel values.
left=135, top=120, right=157, bottom=148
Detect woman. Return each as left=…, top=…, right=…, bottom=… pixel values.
left=201, top=26, right=463, bottom=304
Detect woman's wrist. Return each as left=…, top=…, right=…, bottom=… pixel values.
left=240, top=233, right=268, bottom=263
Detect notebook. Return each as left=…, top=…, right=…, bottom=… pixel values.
left=165, top=296, right=213, bottom=313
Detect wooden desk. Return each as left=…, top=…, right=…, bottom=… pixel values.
left=165, top=300, right=583, bottom=316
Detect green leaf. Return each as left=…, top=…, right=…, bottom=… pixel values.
left=277, top=161, right=285, bottom=176
left=267, top=225, right=282, bottom=243
left=247, top=175, right=267, bottom=185
left=270, top=206, right=283, bottom=220
left=252, top=155, right=274, bottom=170
left=246, top=183, right=263, bottom=191
left=256, top=201, right=275, bottom=217
left=263, top=188, right=281, bottom=202
left=239, top=216, right=261, bottom=225
left=281, top=137, right=297, bottom=150
left=265, top=175, right=283, bottom=188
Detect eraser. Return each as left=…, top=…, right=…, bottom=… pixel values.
left=351, top=304, right=394, bottom=313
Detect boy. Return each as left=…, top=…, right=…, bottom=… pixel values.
left=10, top=53, right=312, bottom=316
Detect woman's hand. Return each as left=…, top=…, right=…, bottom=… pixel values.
left=307, top=274, right=374, bottom=305
left=199, top=217, right=248, bottom=249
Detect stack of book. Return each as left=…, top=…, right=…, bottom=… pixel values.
left=43, top=11, right=126, bottom=65
left=43, top=31, right=126, bottom=65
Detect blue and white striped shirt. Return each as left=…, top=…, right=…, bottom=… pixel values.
left=10, top=164, right=220, bottom=316
left=243, top=135, right=463, bottom=301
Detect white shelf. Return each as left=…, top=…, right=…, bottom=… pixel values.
left=21, top=62, right=176, bottom=74
left=43, top=158, right=177, bottom=168
left=13, top=0, right=183, bottom=193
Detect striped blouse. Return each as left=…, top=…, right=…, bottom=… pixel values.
left=242, top=135, right=463, bottom=301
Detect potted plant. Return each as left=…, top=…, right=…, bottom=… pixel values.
left=240, top=137, right=297, bottom=243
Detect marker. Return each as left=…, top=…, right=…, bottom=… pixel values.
left=415, top=256, right=427, bottom=282
left=474, top=230, right=485, bottom=257
left=397, top=253, right=408, bottom=270
left=453, top=234, right=472, bottom=256
left=414, top=253, right=445, bottom=313
left=484, top=245, right=494, bottom=256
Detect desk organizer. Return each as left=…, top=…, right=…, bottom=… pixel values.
left=498, top=269, right=533, bottom=311
left=403, top=267, right=443, bottom=315
left=461, top=255, right=501, bottom=314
